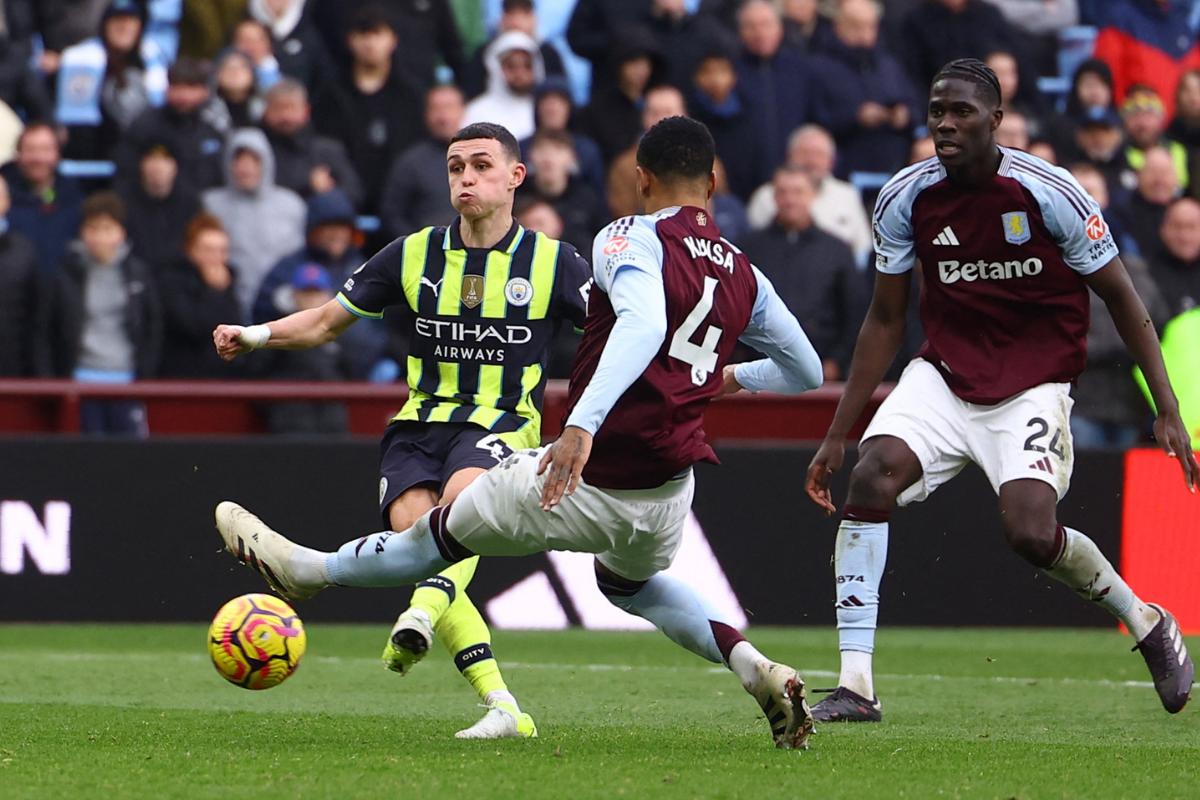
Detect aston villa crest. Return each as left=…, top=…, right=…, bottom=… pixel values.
left=1001, top=211, right=1031, bottom=245
left=695, top=211, right=708, bottom=226
left=461, top=275, right=485, bottom=309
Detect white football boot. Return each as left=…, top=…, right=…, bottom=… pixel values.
left=454, top=701, right=538, bottom=740
left=746, top=661, right=814, bottom=750
left=214, top=501, right=324, bottom=603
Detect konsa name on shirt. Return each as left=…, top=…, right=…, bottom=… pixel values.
left=937, top=258, right=1044, bottom=285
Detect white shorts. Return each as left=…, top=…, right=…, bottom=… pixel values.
left=861, top=359, right=1075, bottom=505
left=445, top=447, right=695, bottom=582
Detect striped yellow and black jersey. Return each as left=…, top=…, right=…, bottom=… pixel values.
left=336, top=218, right=591, bottom=445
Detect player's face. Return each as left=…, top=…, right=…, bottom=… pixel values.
left=446, top=139, right=525, bottom=219
left=928, top=79, right=1000, bottom=168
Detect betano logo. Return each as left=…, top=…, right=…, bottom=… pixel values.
left=0, top=501, right=71, bottom=575
left=938, top=258, right=1044, bottom=284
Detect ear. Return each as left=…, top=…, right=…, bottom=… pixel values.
left=510, top=161, right=527, bottom=190
left=706, top=170, right=716, bottom=201
left=991, top=106, right=1003, bottom=133
left=635, top=165, right=652, bottom=198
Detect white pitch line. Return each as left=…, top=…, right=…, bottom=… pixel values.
left=0, top=651, right=1154, bottom=689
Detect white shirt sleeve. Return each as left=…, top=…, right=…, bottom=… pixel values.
left=872, top=163, right=929, bottom=275
left=733, top=266, right=824, bottom=394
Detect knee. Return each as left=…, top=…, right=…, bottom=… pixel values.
left=847, top=451, right=908, bottom=506
left=1001, top=514, right=1060, bottom=568
left=594, top=559, right=645, bottom=607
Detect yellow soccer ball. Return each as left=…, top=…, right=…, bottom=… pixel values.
left=208, top=593, right=306, bottom=690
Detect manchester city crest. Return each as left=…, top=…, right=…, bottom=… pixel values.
left=505, top=277, right=533, bottom=306
left=1001, top=211, right=1031, bottom=245
left=461, top=275, right=485, bottom=308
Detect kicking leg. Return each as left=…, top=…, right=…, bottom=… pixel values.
left=816, top=436, right=920, bottom=723
left=595, top=561, right=813, bottom=750
left=999, top=479, right=1193, bottom=713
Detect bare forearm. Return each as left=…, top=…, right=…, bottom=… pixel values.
left=1107, top=291, right=1179, bottom=414
left=264, top=307, right=343, bottom=350
left=826, top=315, right=906, bottom=439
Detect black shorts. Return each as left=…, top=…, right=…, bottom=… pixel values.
left=377, top=421, right=518, bottom=524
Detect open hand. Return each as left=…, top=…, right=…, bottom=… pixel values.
left=1153, top=409, right=1198, bottom=492
left=805, top=437, right=845, bottom=515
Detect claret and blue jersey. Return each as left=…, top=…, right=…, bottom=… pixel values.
left=337, top=219, right=591, bottom=444
left=872, top=146, right=1120, bottom=405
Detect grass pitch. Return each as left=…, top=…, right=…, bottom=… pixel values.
left=0, top=625, right=1196, bottom=799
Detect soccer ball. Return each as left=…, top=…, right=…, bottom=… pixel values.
left=208, top=593, right=306, bottom=690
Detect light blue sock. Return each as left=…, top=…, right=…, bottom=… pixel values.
left=606, top=573, right=725, bottom=663
left=834, top=519, right=888, bottom=654
left=325, top=525, right=450, bottom=587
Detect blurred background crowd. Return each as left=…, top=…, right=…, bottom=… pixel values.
left=2, top=0, right=1199, bottom=443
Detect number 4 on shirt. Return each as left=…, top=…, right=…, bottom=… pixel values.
left=669, top=276, right=723, bottom=387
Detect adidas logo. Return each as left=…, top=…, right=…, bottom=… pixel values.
left=1029, top=456, right=1054, bottom=474
left=932, top=226, right=960, bottom=246
left=1169, top=618, right=1188, bottom=667
left=837, top=595, right=866, bottom=609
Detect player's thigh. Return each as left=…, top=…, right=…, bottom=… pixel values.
left=440, top=467, right=488, bottom=505
left=377, top=422, right=445, bottom=527
left=596, top=473, right=696, bottom=583
left=967, top=381, right=1074, bottom=501
left=387, top=486, right=439, bottom=531
left=857, top=359, right=971, bottom=505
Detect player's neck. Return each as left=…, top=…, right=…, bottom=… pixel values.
left=944, top=146, right=1003, bottom=188
left=459, top=208, right=514, bottom=248
left=644, top=192, right=708, bottom=215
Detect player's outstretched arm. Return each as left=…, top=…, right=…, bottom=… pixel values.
left=730, top=267, right=824, bottom=396
left=1087, top=257, right=1198, bottom=490
left=805, top=272, right=911, bottom=514
left=212, top=299, right=358, bottom=361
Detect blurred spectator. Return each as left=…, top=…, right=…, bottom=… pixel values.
left=57, top=0, right=170, bottom=161
left=461, top=0, right=565, bottom=100
left=579, top=27, right=665, bottom=162
left=231, top=18, right=282, bottom=90
left=0, top=173, right=38, bottom=376
left=811, top=0, right=918, bottom=180
left=639, top=0, right=741, bottom=92
left=982, top=0, right=1078, bottom=76
left=2, top=122, right=84, bottom=275
left=1093, top=0, right=1200, bottom=119
left=1029, top=140, right=1057, bottom=164
left=740, top=166, right=860, bottom=379
left=310, top=0, right=464, bottom=91
left=710, top=157, right=749, bottom=243
left=33, top=191, right=161, bottom=435
left=261, top=78, right=363, bottom=206
left=986, top=49, right=1046, bottom=141
left=463, top=31, right=542, bottom=141
left=36, top=0, right=111, bottom=78
left=899, top=0, right=1021, bottom=88
left=118, top=139, right=201, bottom=271
left=519, top=129, right=605, bottom=254
left=1061, top=106, right=1129, bottom=201
left=116, top=57, right=227, bottom=193
left=312, top=7, right=424, bottom=213
left=520, top=78, right=605, bottom=198
left=515, top=195, right=565, bottom=239
left=214, top=50, right=264, bottom=129
left=1125, top=146, right=1181, bottom=256
left=1120, top=86, right=1188, bottom=189
left=158, top=212, right=242, bottom=378
left=247, top=0, right=334, bottom=93
left=0, top=24, right=52, bottom=121
left=689, top=42, right=757, bottom=200
left=736, top=0, right=817, bottom=185
left=1169, top=70, right=1200, bottom=198
left=179, top=0, right=248, bottom=61
left=996, top=109, right=1030, bottom=151
left=257, top=262, right=350, bottom=434
left=1066, top=58, right=1116, bottom=118
left=380, top=84, right=462, bottom=240
left=745, top=124, right=872, bottom=263
left=910, top=134, right=936, bottom=163
left=1148, top=196, right=1200, bottom=319
left=781, top=0, right=834, bottom=53
left=606, top=83, right=686, bottom=218
left=202, top=127, right=306, bottom=316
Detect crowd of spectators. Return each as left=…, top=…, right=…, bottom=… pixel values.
left=2, top=0, right=1200, bottom=444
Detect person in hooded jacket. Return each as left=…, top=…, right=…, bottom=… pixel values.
left=202, top=126, right=306, bottom=318
left=460, top=0, right=564, bottom=101
left=118, top=138, right=202, bottom=272
left=463, top=30, right=543, bottom=142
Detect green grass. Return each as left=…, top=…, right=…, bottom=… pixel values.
left=0, top=625, right=1196, bottom=799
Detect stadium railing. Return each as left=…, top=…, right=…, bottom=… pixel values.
left=0, top=379, right=892, bottom=439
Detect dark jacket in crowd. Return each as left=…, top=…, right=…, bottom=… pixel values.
left=1148, top=246, right=1200, bottom=320
left=519, top=177, right=606, bottom=256
left=691, top=87, right=758, bottom=201
left=736, top=44, right=817, bottom=189
left=119, top=178, right=202, bottom=272
left=1125, top=192, right=1170, bottom=258
left=309, top=0, right=464, bottom=89
left=1, top=161, right=85, bottom=275
left=264, top=124, right=364, bottom=208
left=158, top=257, right=243, bottom=378
left=738, top=223, right=862, bottom=368
left=899, top=0, right=1021, bottom=87
left=312, top=70, right=426, bottom=213
left=518, top=78, right=607, bottom=198
left=810, top=38, right=919, bottom=179
left=33, top=245, right=162, bottom=378
left=0, top=35, right=52, bottom=119
left=117, top=104, right=226, bottom=192
left=379, top=137, right=456, bottom=240
left=266, top=14, right=335, bottom=94
left=0, top=227, right=39, bottom=375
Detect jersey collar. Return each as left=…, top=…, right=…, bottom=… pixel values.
left=444, top=217, right=525, bottom=253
